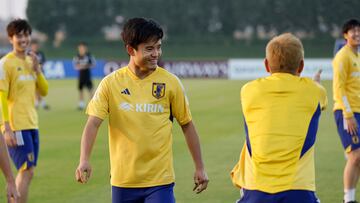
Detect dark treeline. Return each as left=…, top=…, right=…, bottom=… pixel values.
left=27, top=0, right=359, bottom=40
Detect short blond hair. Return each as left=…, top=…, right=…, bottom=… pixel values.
left=266, top=33, right=304, bottom=74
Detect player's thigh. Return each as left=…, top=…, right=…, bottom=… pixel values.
left=237, top=189, right=319, bottom=203
left=111, top=186, right=144, bottom=203
left=334, top=110, right=360, bottom=151
left=86, top=79, right=93, bottom=90
left=8, top=130, right=38, bottom=170
left=144, top=183, right=175, bottom=203
left=236, top=189, right=277, bottom=203
left=282, top=190, right=320, bottom=203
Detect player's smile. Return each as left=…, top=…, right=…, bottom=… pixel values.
left=10, top=31, right=31, bottom=53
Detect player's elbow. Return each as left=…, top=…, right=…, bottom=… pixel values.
left=39, top=86, right=49, bottom=96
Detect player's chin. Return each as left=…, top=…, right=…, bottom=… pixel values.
left=147, top=62, right=158, bottom=70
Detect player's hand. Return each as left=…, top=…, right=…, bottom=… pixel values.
left=3, top=129, right=16, bottom=147
left=28, top=51, right=40, bottom=74
left=313, top=69, right=322, bottom=83
left=6, top=180, right=19, bottom=203
left=75, top=161, right=92, bottom=184
left=193, top=169, right=209, bottom=194
left=346, top=117, right=358, bottom=136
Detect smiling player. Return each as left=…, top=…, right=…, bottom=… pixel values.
left=0, top=19, right=49, bottom=203
left=75, top=17, right=209, bottom=203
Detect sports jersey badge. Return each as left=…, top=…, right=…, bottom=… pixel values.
left=152, top=83, right=165, bottom=99
left=352, top=135, right=359, bottom=144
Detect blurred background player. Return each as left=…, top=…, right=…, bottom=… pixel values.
left=333, top=18, right=360, bottom=203
left=72, top=42, right=96, bottom=110
left=0, top=131, right=19, bottom=202
left=31, top=40, right=50, bottom=110
left=75, top=17, right=208, bottom=203
left=0, top=19, right=49, bottom=203
left=231, top=33, right=327, bottom=203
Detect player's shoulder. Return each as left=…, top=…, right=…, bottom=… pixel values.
left=241, top=78, right=265, bottom=92
left=334, top=45, right=351, bottom=60
left=157, top=67, right=182, bottom=83
left=0, top=52, right=16, bottom=67
left=300, top=77, right=326, bottom=94
left=103, top=66, right=127, bottom=81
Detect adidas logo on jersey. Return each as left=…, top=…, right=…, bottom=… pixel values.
left=121, top=88, right=131, bottom=95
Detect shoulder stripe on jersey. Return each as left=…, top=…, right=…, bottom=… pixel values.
left=300, top=104, right=321, bottom=158
left=244, top=118, right=252, bottom=157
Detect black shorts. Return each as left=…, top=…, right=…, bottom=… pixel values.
left=78, top=76, right=93, bottom=90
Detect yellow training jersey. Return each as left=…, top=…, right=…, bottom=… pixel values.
left=231, top=73, right=327, bottom=194
left=87, top=66, right=192, bottom=187
left=333, top=44, right=360, bottom=118
left=0, top=52, right=45, bottom=130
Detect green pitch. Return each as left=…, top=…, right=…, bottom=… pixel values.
left=0, top=79, right=349, bottom=202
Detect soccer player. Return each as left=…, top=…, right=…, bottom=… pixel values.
left=75, top=17, right=209, bottom=203
left=31, top=40, right=50, bottom=110
left=230, top=33, right=327, bottom=203
left=72, top=42, right=96, bottom=110
left=0, top=19, right=49, bottom=203
left=0, top=132, right=19, bottom=202
left=333, top=18, right=360, bottom=203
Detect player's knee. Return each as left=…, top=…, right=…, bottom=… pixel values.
left=348, top=150, right=360, bottom=166
left=22, top=167, right=35, bottom=180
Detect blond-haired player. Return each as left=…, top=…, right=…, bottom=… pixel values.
left=231, top=33, right=327, bottom=203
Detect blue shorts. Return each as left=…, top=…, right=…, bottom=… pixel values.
left=8, top=129, right=39, bottom=170
left=111, top=183, right=175, bottom=203
left=236, top=189, right=320, bottom=203
left=334, top=110, right=360, bottom=152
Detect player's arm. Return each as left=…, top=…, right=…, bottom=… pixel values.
left=90, top=55, right=96, bottom=68
left=313, top=69, right=328, bottom=111
left=72, top=57, right=83, bottom=70
left=29, top=51, right=49, bottom=96
left=35, top=73, right=48, bottom=96
left=333, top=57, right=357, bottom=135
left=0, top=91, right=16, bottom=147
left=75, top=115, right=103, bottom=183
left=0, top=133, right=19, bottom=202
left=180, top=121, right=209, bottom=194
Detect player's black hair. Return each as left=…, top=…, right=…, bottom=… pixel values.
left=78, top=41, right=88, bottom=46
left=121, top=17, right=163, bottom=50
left=342, top=19, right=360, bottom=34
left=7, top=19, right=32, bottom=37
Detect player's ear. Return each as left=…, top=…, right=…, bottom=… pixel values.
left=264, top=58, right=271, bottom=73
left=126, top=45, right=136, bottom=56
left=297, top=59, right=304, bottom=75
left=8, top=36, right=14, bottom=45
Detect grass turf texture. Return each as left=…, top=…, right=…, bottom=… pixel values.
left=0, top=79, right=348, bottom=202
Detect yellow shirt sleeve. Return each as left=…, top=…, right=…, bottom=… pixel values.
left=316, top=83, right=328, bottom=111
left=171, top=77, right=192, bottom=125
left=0, top=91, right=9, bottom=121
left=0, top=59, right=10, bottom=92
left=36, top=73, right=49, bottom=96
left=333, top=54, right=353, bottom=118
left=86, top=79, right=109, bottom=120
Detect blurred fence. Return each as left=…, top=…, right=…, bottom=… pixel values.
left=43, top=58, right=333, bottom=80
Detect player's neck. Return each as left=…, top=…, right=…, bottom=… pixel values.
left=346, top=44, right=359, bottom=55
left=12, top=50, right=26, bottom=59
left=128, top=63, right=156, bottom=79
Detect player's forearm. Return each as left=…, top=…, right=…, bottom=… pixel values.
left=336, top=87, right=353, bottom=118
left=36, top=73, right=49, bottom=96
left=0, top=135, right=15, bottom=183
left=181, top=121, right=205, bottom=170
left=80, top=116, right=102, bottom=162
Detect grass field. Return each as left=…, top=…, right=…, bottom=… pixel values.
left=0, top=79, right=351, bottom=202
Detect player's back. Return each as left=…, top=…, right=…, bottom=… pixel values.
left=232, top=72, right=327, bottom=193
